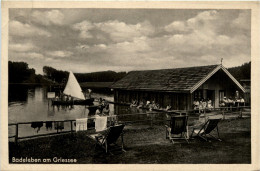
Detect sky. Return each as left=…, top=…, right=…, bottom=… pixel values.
left=9, top=9, right=251, bottom=74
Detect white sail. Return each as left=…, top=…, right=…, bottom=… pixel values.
left=63, top=71, right=85, bottom=100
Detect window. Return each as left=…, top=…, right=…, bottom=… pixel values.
left=194, top=90, right=202, bottom=100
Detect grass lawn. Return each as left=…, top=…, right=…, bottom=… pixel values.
left=9, top=117, right=251, bottom=164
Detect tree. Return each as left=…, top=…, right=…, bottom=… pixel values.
left=8, top=61, right=35, bottom=83
left=228, top=61, right=251, bottom=82
left=43, top=66, right=69, bottom=83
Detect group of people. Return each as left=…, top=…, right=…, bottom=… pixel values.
left=96, top=98, right=110, bottom=115
left=193, top=99, right=213, bottom=113
left=219, top=96, right=245, bottom=107
left=193, top=96, right=245, bottom=113
left=130, top=99, right=172, bottom=111
left=54, top=94, right=74, bottom=102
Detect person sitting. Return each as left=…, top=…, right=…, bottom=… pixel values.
left=151, top=101, right=157, bottom=109
left=102, top=105, right=110, bottom=115
left=219, top=100, right=225, bottom=107
left=193, top=100, right=200, bottom=110
left=152, top=103, right=158, bottom=110
left=149, top=103, right=153, bottom=111
left=95, top=108, right=102, bottom=115
left=198, top=100, right=203, bottom=114
left=227, top=97, right=234, bottom=110
left=223, top=97, right=228, bottom=108
left=207, top=99, right=213, bottom=109
left=64, top=95, right=68, bottom=102
left=98, top=98, right=103, bottom=104
left=88, top=89, right=92, bottom=99
left=146, top=101, right=151, bottom=107
left=240, top=97, right=245, bottom=106
left=137, top=100, right=144, bottom=109
left=166, top=104, right=172, bottom=111
left=202, top=99, right=207, bottom=109
left=61, top=94, right=66, bottom=101
left=68, top=95, right=72, bottom=101
left=157, top=103, right=162, bottom=110
left=55, top=96, right=59, bottom=101
left=130, top=99, right=137, bottom=107
left=101, top=99, right=106, bottom=107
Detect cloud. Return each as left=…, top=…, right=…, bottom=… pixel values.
left=76, top=44, right=90, bottom=50
left=166, top=10, right=219, bottom=33
left=27, top=52, right=44, bottom=59
left=10, top=51, right=44, bottom=59
left=165, top=21, right=189, bottom=32
left=9, top=42, right=36, bottom=52
left=94, top=20, right=155, bottom=43
left=232, top=10, right=251, bottom=30
left=46, top=50, right=73, bottom=58
left=9, top=20, right=51, bottom=37
left=31, top=10, right=65, bottom=25
left=163, top=10, right=250, bottom=59
left=72, top=20, right=94, bottom=39
left=72, top=19, right=155, bottom=42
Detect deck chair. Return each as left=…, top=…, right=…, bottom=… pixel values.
left=165, top=115, right=189, bottom=144
left=190, top=119, right=221, bottom=141
left=89, top=124, right=125, bottom=154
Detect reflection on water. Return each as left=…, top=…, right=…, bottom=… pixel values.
left=8, top=85, right=166, bottom=138
left=8, top=85, right=29, bottom=102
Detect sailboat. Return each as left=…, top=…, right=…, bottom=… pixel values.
left=52, top=71, right=94, bottom=105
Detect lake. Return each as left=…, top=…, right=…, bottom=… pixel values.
left=8, top=85, right=152, bottom=139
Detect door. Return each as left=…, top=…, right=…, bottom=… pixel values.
left=219, top=90, right=225, bottom=103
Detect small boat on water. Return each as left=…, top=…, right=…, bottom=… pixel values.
left=52, top=71, right=94, bottom=106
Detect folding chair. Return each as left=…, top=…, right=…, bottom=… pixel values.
left=89, top=124, right=125, bottom=154
left=190, top=119, right=222, bottom=141
left=165, top=115, right=189, bottom=144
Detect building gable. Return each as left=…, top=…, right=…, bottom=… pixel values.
left=191, top=65, right=245, bottom=93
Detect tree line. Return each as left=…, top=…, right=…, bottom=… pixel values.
left=42, top=66, right=127, bottom=83
left=8, top=61, right=52, bottom=84
left=8, top=60, right=251, bottom=84
left=227, top=61, right=251, bottom=81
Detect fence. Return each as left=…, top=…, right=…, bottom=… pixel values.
left=8, top=106, right=250, bottom=144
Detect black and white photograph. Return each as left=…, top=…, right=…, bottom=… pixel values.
left=1, top=1, right=260, bottom=170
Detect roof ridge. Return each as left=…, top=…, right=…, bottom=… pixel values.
left=129, top=64, right=220, bottom=73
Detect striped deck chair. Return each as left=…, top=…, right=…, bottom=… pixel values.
left=165, top=115, right=189, bottom=144
left=190, top=119, right=222, bottom=141
left=89, top=124, right=125, bottom=154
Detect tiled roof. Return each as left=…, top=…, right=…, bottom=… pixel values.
left=111, top=65, right=219, bottom=92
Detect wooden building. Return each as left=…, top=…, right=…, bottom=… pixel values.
left=111, top=64, right=245, bottom=110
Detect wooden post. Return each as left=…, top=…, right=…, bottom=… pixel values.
left=185, top=112, right=189, bottom=139
left=239, top=107, right=243, bottom=118
left=222, top=109, right=225, bottom=120
left=15, top=123, right=18, bottom=145
left=70, top=121, right=73, bottom=133
left=204, top=108, right=207, bottom=123
left=56, top=122, right=59, bottom=133
left=150, top=114, right=153, bottom=127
